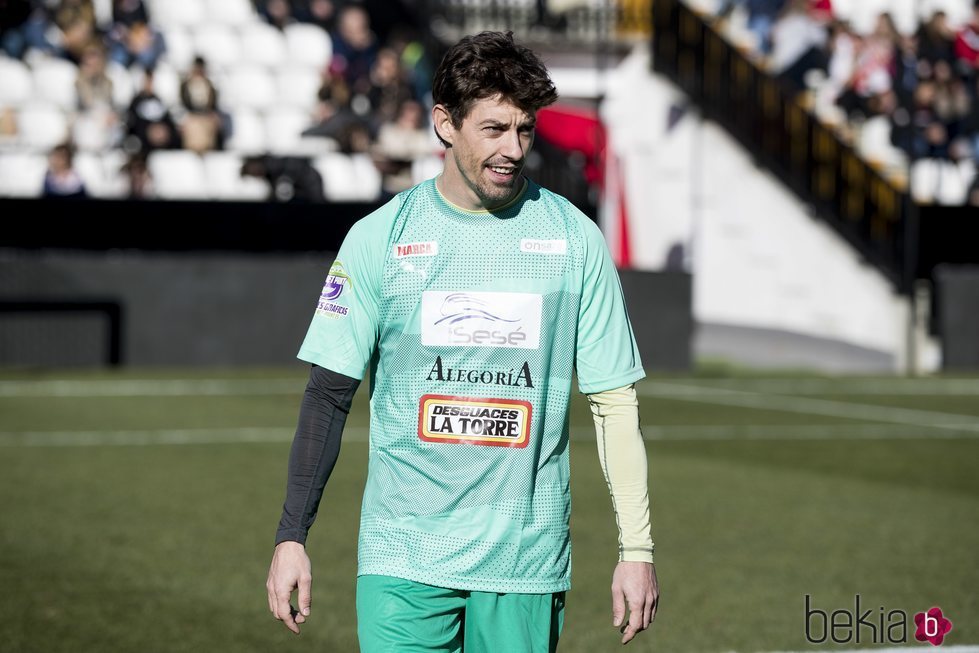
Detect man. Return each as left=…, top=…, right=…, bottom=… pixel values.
left=266, top=31, right=658, bottom=650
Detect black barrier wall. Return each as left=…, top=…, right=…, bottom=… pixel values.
left=934, top=265, right=979, bottom=370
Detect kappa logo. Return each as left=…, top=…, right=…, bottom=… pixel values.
left=421, top=291, right=542, bottom=349
left=394, top=241, right=438, bottom=258
left=418, top=395, right=532, bottom=447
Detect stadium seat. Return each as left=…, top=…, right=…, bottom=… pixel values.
left=275, top=65, right=322, bottom=110
left=265, top=107, right=315, bottom=155
left=0, top=152, right=47, bottom=196
left=133, top=63, right=181, bottom=108
left=105, top=61, right=136, bottom=109
left=205, top=0, right=257, bottom=27
left=283, top=23, right=333, bottom=68
left=225, top=108, right=267, bottom=153
left=0, top=57, right=33, bottom=107
left=223, top=65, right=277, bottom=111
left=412, top=154, right=445, bottom=184
left=162, top=27, right=196, bottom=73
left=202, top=151, right=269, bottom=200
left=314, top=152, right=381, bottom=201
left=74, top=151, right=127, bottom=198
left=239, top=23, right=289, bottom=68
left=147, top=0, right=206, bottom=29
left=30, top=57, right=78, bottom=111
left=147, top=149, right=209, bottom=199
left=17, top=102, right=69, bottom=151
left=192, top=25, right=242, bottom=72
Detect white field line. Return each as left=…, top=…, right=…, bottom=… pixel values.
left=662, top=378, right=979, bottom=395
left=755, top=647, right=979, bottom=653
left=3, top=423, right=978, bottom=447
left=0, top=379, right=304, bottom=397
left=3, top=376, right=979, bottom=399
left=639, top=382, right=979, bottom=433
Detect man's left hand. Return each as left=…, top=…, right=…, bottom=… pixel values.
left=611, top=561, right=659, bottom=645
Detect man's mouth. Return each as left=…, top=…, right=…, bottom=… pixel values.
left=487, top=165, right=517, bottom=179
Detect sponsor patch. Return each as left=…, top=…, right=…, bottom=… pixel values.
left=394, top=241, right=438, bottom=258
left=316, top=261, right=351, bottom=319
left=421, top=291, right=542, bottom=349
left=418, top=395, right=532, bottom=447
left=520, top=238, right=567, bottom=255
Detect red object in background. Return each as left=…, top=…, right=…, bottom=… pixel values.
left=535, top=104, right=607, bottom=187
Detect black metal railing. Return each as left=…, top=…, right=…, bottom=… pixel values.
left=652, top=0, right=915, bottom=291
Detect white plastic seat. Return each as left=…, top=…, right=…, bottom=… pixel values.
left=0, top=57, right=33, bottom=107
left=265, top=107, right=314, bottom=155
left=223, top=65, right=276, bottom=110
left=202, top=151, right=268, bottom=200
left=225, top=108, right=267, bottom=153
left=148, top=0, right=206, bottom=29
left=162, top=26, right=196, bottom=73
left=412, top=154, right=445, bottom=184
left=105, top=60, right=135, bottom=108
left=206, top=0, right=257, bottom=26
left=30, top=57, right=78, bottom=111
left=146, top=149, right=209, bottom=199
left=275, top=65, right=322, bottom=110
left=315, top=152, right=380, bottom=201
left=283, top=23, right=332, bottom=68
left=132, top=63, right=181, bottom=108
left=0, top=152, right=48, bottom=197
left=17, top=102, right=69, bottom=151
left=74, top=151, right=126, bottom=198
left=192, top=25, right=242, bottom=72
left=239, top=23, right=289, bottom=68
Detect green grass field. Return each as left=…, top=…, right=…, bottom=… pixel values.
left=1, top=367, right=977, bottom=652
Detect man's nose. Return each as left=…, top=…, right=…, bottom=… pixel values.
left=500, top=129, right=524, bottom=160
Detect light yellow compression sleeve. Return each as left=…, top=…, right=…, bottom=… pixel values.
left=587, top=383, right=654, bottom=563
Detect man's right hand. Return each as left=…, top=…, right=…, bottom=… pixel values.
left=266, top=541, right=312, bottom=635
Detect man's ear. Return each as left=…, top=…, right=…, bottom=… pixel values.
left=432, top=104, right=454, bottom=146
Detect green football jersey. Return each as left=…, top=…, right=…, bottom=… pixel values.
left=299, top=177, right=644, bottom=593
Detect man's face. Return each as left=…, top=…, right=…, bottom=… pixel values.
left=436, top=95, right=536, bottom=210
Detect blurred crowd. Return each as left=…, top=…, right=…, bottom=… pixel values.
left=0, top=0, right=439, bottom=201
left=713, top=0, right=979, bottom=205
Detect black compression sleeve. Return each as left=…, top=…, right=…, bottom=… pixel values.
left=275, top=364, right=360, bottom=546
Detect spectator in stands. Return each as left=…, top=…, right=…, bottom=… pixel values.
left=0, top=0, right=32, bottom=58
left=916, top=11, right=956, bottom=66
left=256, top=0, right=296, bottom=31
left=836, top=13, right=898, bottom=121
left=715, top=0, right=788, bottom=56
left=240, top=154, right=326, bottom=203
left=74, top=41, right=120, bottom=151
left=362, top=47, right=416, bottom=134
left=22, top=0, right=101, bottom=64
left=111, top=0, right=148, bottom=27
left=302, top=76, right=367, bottom=148
left=124, top=68, right=181, bottom=153
left=42, top=143, right=88, bottom=198
left=770, top=0, right=828, bottom=90
left=179, top=56, right=226, bottom=154
left=294, top=0, right=336, bottom=32
left=121, top=151, right=154, bottom=199
left=954, top=2, right=979, bottom=80
left=329, top=4, right=378, bottom=90
left=108, top=19, right=165, bottom=70
left=930, top=59, right=972, bottom=151
left=968, top=169, right=979, bottom=206
left=372, top=98, right=434, bottom=198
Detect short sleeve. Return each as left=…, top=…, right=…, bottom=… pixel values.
left=575, top=218, right=645, bottom=394
left=297, top=203, right=392, bottom=379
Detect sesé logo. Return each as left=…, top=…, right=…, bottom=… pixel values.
left=914, top=607, right=953, bottom=646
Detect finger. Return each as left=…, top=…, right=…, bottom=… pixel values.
left=624, top=602, right=643, bottom=641
left=276, top=594, right=300, bottom=634
left=298, top=573, right=312, bottom=618
left=611, top=588, right=626, bottom=627
left=650, top=591, right=659, bottom=623
left=621, top=617, right=640, bottom=645
left=643, top=593, right=653, bottom=629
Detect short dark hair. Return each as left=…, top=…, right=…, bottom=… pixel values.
left=432, top=31, right=557, bottom=141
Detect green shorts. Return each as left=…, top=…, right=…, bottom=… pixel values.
left=356, top=574, right=565, bottom=652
